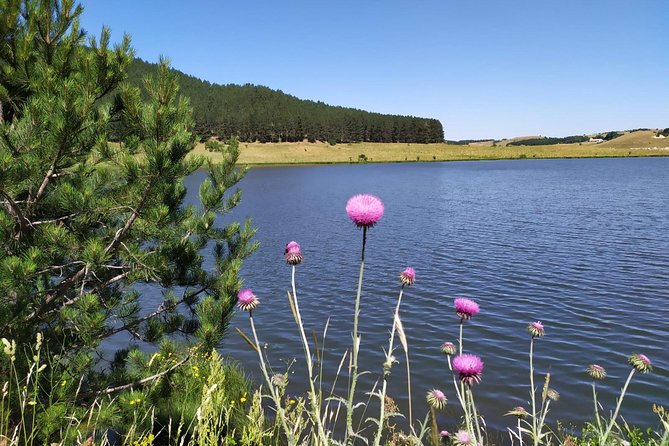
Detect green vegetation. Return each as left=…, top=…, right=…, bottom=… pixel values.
left=507, top=135, right=590, bottom=146
left=0, top=0, right=255, bottom=442
left=126, top=58, right=444, bottom=144
left=1, top=0, right=668, bottom=444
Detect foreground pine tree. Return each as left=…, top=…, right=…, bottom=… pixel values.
left=0, top=0, right=255, bottom=433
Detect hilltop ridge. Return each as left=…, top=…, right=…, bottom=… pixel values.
left=126, top=59, right=444, bottom=144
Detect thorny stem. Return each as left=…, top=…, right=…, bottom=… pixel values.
left=346, top=225, right=366, bottom=443
left=291, top=265, right=328, bottom=445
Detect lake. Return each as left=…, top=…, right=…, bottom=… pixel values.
left=186, top=157, right=669, bottom=435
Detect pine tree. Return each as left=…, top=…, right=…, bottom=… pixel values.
left=0, top=0, right=255, bottom=414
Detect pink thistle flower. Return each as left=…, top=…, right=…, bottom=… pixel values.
left=441, top=341, right=456, bottom=356
left=454, top=297, right=479, bottom=320
left=345, top=194, right=384, bottom=228
left=285, top=241, right=303, bottom=265
left=399, top=267, right=416, bottom=286
left=440, top=430, right=449, bottom=437
left=528, top=321, right=545, bottom=338
left=629, top=353, right=652, bottom=373
left=237, top=288, right=259, bottom=312
left=453, top=430, right=474, bottom=446
left=453, top=354, right=484, bottom=386
left=426, top=389, right=447, bottom=410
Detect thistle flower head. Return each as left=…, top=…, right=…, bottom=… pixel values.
left=271, top=373, right=288, bottom=388
left=453, top=430, right=474, bottom=446
left=426, top=389, right=447, bottom=410
left=383, top=355, right=397, bottom=373
left=454, top=297, right=479, bottom=320
left=629, top=353, right=652, bottom=373
left=528, top=321, right=545, bottom=337
left=345, top=194, right=384, bottom=228
left=440, top=341, right=456, bottom=356
left=453, top=354, right=484, bottom=386
left=587, top=364, right=606, bottom=380
left=399, top=267, right=416, bottom=286
left=285, top=241, right=303, bottom=265
left=505, top=406, right=530, bottom=418
left=546, top=388, right=560, bottom=401
left=440, top=430, right=449, bottom=438
left=237, top=288, right=259, bottom=312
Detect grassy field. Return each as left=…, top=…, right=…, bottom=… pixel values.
left=191, top=130, right=669, bottom=165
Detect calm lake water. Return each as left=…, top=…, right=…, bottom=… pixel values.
left=185, top=157, right=669, bottom=435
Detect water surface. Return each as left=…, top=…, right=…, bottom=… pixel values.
left=189, top=157, right=669, bottom=434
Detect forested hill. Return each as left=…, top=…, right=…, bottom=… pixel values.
left=126, top=59, right=444, bottom=144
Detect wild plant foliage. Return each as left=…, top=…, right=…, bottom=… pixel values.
left=0, top=0, right=256, bottom=431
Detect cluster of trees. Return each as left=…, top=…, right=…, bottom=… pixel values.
left=126, top=59, right=445, bottom=144
left=592, top=131, right=623, bottom=141
left=656, top=128, right=669, bottom=137
left=507, top=135, right=590, bottom=146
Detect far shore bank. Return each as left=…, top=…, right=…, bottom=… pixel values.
left=190, top=130, right=669, bottom=166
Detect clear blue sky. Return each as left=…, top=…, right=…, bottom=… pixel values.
left=79, top=0, right=668, bottom=140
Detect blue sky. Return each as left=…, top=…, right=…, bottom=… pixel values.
left=79, top=0, right=668, bottom=140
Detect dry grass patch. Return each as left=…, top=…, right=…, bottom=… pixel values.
left=189, top=136, right=669, bottom=166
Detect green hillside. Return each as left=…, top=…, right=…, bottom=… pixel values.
left=126, top=59, right=444, bottom=144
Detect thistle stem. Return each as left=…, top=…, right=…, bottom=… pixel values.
left=346, top=226, right=366, bottom=442
left=405, top=337, right=413, bottom=434
left=291, top=266, right=328, bottom=445
left=429, top=406, right=440, bottom=446
left=459, top=319, right=464, bottom=354
left=467, top=386, right=483, bottom=444
left=529, top=337, right=538, bottom=446
left=602, top=369, right=636, bottom=443
left=592, top=381, right=603, bottom=438
left=448, top=356, right=470, bottom=434
left=373, top=285, right=405, bottom=446
left=457, top=320, right=470, bottom=432
left=249, top=312, right=295, bottom=445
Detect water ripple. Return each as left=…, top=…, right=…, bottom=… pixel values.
left=173, top=158, right=669, bottom=433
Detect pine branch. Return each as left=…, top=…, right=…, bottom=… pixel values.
left=0, top=189, right=31, bottom=236
left=94, top=356, right=189, bottom=396
left=98, top=297, right=185, bottom=339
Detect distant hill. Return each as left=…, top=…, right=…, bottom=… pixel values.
left=126, top=59, right=444, bottom=144
left=493, top=129, right=668, bottom=147
left=599, top=130, right=667, bottom=148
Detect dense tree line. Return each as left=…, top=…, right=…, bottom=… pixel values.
left=126, top=59, right=444, bottom=144
left=507, top=135, right=589, bottom=146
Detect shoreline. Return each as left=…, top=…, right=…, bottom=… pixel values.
left=238, top=152, right=669, bottom=168
left=191, top=131, right=669, bottom=167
